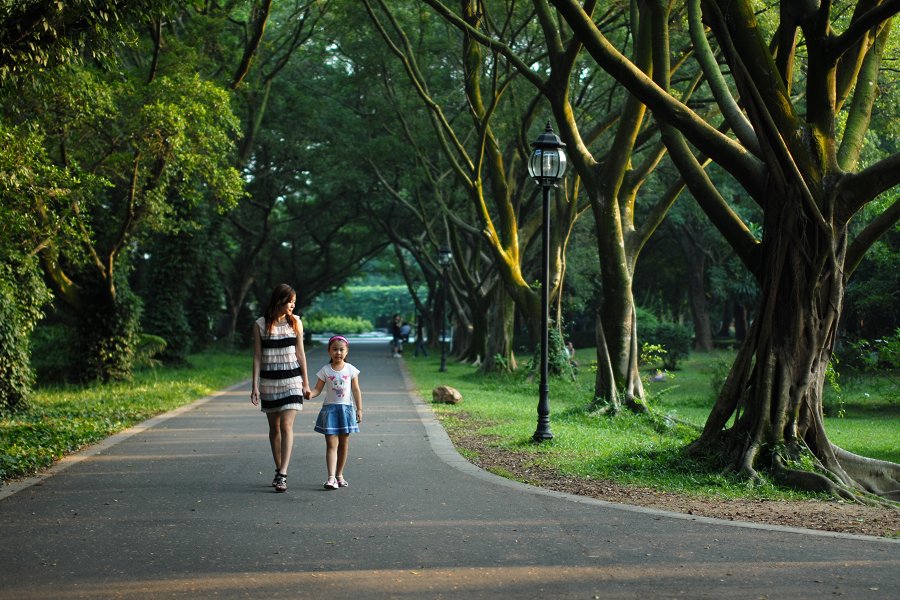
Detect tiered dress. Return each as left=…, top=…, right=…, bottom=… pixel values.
left=256, top=316, right=304, bottom=413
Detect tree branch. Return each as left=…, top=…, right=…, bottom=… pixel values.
left=230, top=0, right=273, bottom=89
left=839, top=152, right=900, bottom=217
left=549, top=0, right=766, bottom=198
left=688, top=0, right=760, bottom=154
left=846, top=197, right=900, bottom=275
left=837, top=18, right=891, bottom=171
left=831, top=0, right=900, bottom=60
left=419, top=0, right=547, bottom=92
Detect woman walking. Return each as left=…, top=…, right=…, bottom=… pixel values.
left=250, top=284, right=311, bottom=492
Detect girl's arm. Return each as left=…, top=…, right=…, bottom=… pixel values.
left=250, top=323, right=262, bottom=405
left=295, top=317, right=311, bottom=399
left=351, top=376, right=362, bottom=423
left=308, top=377, right=326, bottom=399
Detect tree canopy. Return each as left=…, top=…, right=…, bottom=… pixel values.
left=2, top=0, right=898, bottom=499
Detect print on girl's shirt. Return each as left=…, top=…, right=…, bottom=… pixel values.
left=327, top=374, right=351, bottom=400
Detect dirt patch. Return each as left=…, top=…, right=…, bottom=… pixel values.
left=445, top=427, right=900, bottom=539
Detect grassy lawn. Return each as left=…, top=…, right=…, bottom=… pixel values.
left=0, top=350, right=248, bottom=482
left=404, top=348, right=899, bottom=500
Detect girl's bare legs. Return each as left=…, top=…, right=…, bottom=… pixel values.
left=336, top=434, right=350, bottom=481
left=325, top=434, right=339, bottom=479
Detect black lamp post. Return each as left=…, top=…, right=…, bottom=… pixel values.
left=527, top=121, right=567, bottom=442
left=438, top=244, right=453, bottom=372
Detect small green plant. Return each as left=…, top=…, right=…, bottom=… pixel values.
left=708, top=356, right=733, bottom=401
left=823, top=359, right=845, bottom=418
left=134, top=333, right=168, bottom=369
left=640, top=342, right=667, bottom=374
left=640, top=342, right=667, bottom=367
left=492, top=353, right=510, bottom=372
left=643, top=322, right=693, bottom=369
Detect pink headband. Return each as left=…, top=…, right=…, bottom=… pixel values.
left=328, top=335, right=349, bottom=347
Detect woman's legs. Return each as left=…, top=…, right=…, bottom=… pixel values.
left=267, top=410, right=297, bottom=475
left=278, top=410, right=297, bottom=475
left=266, top=412, right=282, bottom=472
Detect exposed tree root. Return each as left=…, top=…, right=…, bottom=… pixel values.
left=689, top=436, right=900, bottom=509
left=832, top=446, right=900, bottom=501
left=771, top=455, right=859, bottom=501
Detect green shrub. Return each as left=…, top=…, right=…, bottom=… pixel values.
left=30, top=323, right=80, bottom=383
left=641, top=322, right=693, bottom=370
left=303, top=313, right=374, bottom=334
left=74, top=275, right=142, bottom=382
left=307, top=285, right=423, bottom=329
left=526, top=328, right=575, bottom=379
left=134, top=334, right=168, bottom=369
left=635, top=306, right=660, bottom=328
left=0, top=262, right=52, bottom=410
left=837, top=330, right=900, bottom=371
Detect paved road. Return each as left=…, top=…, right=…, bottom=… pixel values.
left=1, top=342, right=897, bottom=599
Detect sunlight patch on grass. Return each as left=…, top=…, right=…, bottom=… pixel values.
left=405, top=350, right=898, bottom=501
left=0, top=350, right=248, bottom=482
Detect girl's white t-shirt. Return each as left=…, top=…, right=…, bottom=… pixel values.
left=316, top=363, right=360, bottom=406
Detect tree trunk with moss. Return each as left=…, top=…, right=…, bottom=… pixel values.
left=550, top=0, right=900, bottom=497
left=481, top=284, right=517, bottom=372
left=692, top=183, right=900, bottom=499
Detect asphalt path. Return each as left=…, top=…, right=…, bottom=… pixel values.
left=1, top=341, right=897, bottom=599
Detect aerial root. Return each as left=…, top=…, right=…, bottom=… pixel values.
left=771, top=455, right=860, bottom=501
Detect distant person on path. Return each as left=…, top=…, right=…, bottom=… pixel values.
left=250, top=283, right=311, bottom=493
left=391, top=313, right=403, bottom=357
left=309, top=335, right=363, bottom=490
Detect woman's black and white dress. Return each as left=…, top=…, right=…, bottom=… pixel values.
left=255, top=316, right=304, bottom=413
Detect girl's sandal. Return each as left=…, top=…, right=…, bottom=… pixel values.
left=323, top=477, right=339, bottom=490
left=274, top=474, right=287, bottom=492
left=337, top=477, right=349, bottom=488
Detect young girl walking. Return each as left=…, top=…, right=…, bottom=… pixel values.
left=250, top=284, right=311, bottom=492
left=309, top=335, right=363, bottom=489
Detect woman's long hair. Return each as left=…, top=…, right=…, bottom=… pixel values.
left=263, top=283, right=300, bottom=335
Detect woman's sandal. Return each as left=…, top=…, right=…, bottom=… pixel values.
left=337, top=477, right=349, bottom=488
left=272, top=470, right=281, bottom=487
left=274, top=473, right=287, bottom=492
left=323, top=477, right=339, bottom=490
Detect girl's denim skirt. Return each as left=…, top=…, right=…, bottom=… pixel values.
left=314, top=403, right=359, bottom=435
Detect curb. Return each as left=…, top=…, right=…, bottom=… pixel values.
left=396, top=359, right=899, bottom=545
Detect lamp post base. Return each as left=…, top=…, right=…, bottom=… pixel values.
left=531, top=430, right=553, bottom=443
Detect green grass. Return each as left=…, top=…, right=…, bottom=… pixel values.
left=0, top=350, right=248, bottom=482
left=404, top=348, right=900, bottom=500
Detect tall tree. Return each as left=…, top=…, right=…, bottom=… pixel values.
left=2, top=55, right=243, bottom=380
left=422, top=0, right=715, bottom=411
left=365, top=0, right=587, bottom=372
left=551, top=0, right=900, bottom=497
left=1, top=1, right=243, bottom=382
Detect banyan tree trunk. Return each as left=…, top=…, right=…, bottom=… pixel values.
left=592, top=288, right=646, bottom=414
left=481, top=286, right=517, bottom=372
left=690, top=190, right=900, bottom=500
